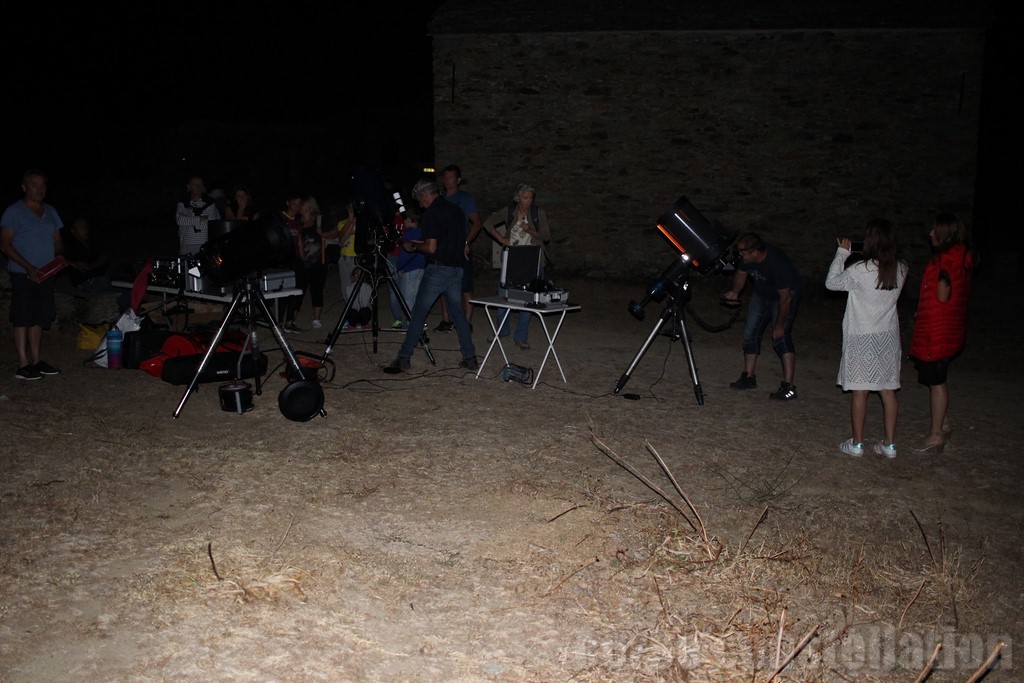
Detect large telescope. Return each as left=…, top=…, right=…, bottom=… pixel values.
left=655, top=195, right=734, bottom=275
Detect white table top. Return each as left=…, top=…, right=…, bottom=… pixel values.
left=470, top=296, right=581, bottom=313
left=112, top=280, right=301, bottom=303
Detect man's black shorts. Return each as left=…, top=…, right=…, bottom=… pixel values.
left=8, top=273, right=56, bottom=329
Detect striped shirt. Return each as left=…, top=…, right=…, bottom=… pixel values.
left=176, top=196, right=220, bottom=255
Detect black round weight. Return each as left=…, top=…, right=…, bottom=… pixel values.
left=218, top=381, right=254, bottom=414
left=278, top=380, right=325, bottom=422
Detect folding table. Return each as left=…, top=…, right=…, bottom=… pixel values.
left=469, top=295, right=582, bottom=389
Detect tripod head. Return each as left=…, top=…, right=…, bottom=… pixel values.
left=351, top=165, right=404, bottom=259
left=628, top=253, right=694, bottom=321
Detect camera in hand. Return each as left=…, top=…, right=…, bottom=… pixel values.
left=844, top=240, right=865, bottom=268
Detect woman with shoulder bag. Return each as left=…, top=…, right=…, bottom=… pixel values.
left=481, top=183, right=551, bottom=350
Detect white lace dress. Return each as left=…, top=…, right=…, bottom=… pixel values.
left=825, top=248, right=908, bottom=391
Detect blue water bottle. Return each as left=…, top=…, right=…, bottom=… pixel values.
left=106, top=329, right=123, bottom=370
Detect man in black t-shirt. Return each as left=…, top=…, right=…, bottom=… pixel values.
left=60, top=217, right=110, bottom=289
left=721, top=232, right=802, bottom=400
left=387, top=178, right=477, bottom=372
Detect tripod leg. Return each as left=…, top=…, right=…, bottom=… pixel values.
left=252, top=290, right=306, bottom=377
left=253, top=290, right=326, bottom=418
left=367, top=252, right=391, bottom=354
left=321, top=266, right=370, bottom=363
left=384, top=268, right=436, bottom=365
left=244, top=289, right=263, bottom=396
left=675, top=312, right=704, bottom=405
left=173, top=289, right=246, bottom=419
left=613, top=306, right=674, bottom=395
left=368, top=271, right=380, bottom=354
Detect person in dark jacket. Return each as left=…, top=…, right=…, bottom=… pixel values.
left=387, top=178, right=477, bottom=372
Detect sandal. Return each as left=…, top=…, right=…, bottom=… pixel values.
left=913, top=435, right=946, bottom=454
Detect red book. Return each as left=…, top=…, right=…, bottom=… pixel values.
left=35, top=256, right=68, bottom=282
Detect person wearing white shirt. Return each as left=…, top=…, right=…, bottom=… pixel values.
left=175, top=175, right=221, bottom=256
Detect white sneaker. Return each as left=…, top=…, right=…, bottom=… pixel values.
left=838, top=438, right=864, bottom=457
left=873, top=442, right=897, bottom=459
left=311, top=319, right=323, bottom=329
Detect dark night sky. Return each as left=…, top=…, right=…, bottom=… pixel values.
left=2, top=2, right=1018, bottom=252
left=3, top=2, right=442, bottom=213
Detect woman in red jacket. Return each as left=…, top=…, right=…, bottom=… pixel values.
left=908, top=213, right=975, bottom=453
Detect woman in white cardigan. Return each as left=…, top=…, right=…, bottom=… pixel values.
left=825, top=218, right=908, bottom=459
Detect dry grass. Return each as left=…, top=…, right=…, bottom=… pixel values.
left=0, top=272, right=1018, bottom=682
left=584, top=428, right=992, bottom=682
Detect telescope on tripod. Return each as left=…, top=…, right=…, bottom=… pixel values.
left=614, top=196, right=735, bottom=405
left=171, top=216, right=326, bottom=422
left=320, top=168, right=435, bottom=367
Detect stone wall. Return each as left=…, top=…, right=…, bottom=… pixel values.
left=432, top=28, right=985, bottom=283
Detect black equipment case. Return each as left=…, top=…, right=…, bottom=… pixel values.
left=122, top=330, right=176, bottom=370
left=160, top=351, right=268, bottom=386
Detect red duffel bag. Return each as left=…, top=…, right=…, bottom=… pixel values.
left=139, top=331, right=247, bottom=379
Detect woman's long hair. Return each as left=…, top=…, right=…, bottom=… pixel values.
left=932, top=212, right=967, bottom=250
left=931, top=212, right=975, bottom=271
left=863, top=218, right=901, bottom=290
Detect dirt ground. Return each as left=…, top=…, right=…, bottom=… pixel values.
left=1, top=256, right=1021, bottom=682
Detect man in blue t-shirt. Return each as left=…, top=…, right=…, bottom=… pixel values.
left=1, top=170, right=64, bottom=380
left=721, top=232, right=803, bottom=400
left=387, top=178, right=477, bottom=373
